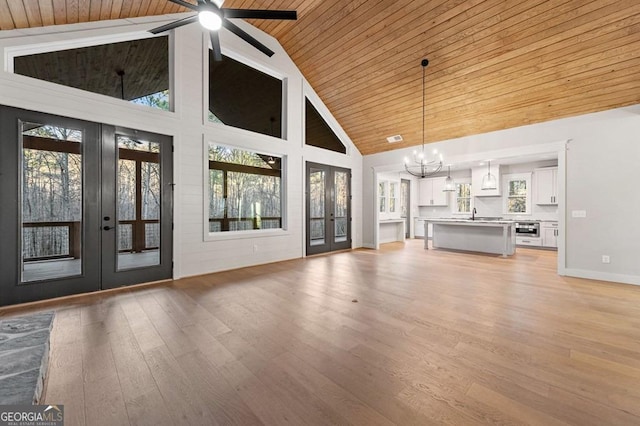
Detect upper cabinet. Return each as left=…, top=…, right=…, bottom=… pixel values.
left=472, top=164, right=501, bottom=197
left=534, top=167, right=558, bottom=205
left=418, top=177, right=449, bottom=206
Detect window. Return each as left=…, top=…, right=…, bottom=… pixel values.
left=209, top=54, right=283, bottom=138
left=305, top=98, right=347, bottom=154
left=454, top=182, right=472, bottom=214
left=378, top=179, right=400, bottom=219
left=504, top=173, right=531, bottom=214
left=13, top=36, right=170, bottom=110
left=208, top=144, right=283, bottom=233
left=389, top=182, right=398, bottom=213
left=378, top=182, right=386, bottom=213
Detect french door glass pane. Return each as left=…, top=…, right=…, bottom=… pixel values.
left=309, top=168, right=325, bottom=246
left=400, top=180, right=409, bottom=218
left=116, top=136, right=160, bottom=270
left=21, top=122, right=83, bottom=282
left=334, top=171, right=348, bottom=243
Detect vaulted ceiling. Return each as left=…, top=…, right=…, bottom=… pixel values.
left=2, top=0, right=639, bottom=155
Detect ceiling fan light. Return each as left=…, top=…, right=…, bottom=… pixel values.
left=199, top=10, right=222, bottom=31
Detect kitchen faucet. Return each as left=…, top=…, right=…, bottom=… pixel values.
left=472, top=207, right=477, bottom=220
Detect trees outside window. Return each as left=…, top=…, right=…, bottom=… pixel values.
left=455, top=182, right=472, bottom=214
left=208, top=144, right=283, bottom=232
left=504, top=173, right=532, bottom=214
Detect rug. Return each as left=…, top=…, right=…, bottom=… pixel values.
left=0, top=311, right=55, bottom=404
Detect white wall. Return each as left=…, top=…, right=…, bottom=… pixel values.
left=0, top=15, right=362, bottom=279
left=364, top=105, right=640, bottom=286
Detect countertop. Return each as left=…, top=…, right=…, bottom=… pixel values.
left=415, top=217, right=557, bottom=223
left=425, top=218, right=516, bottom=225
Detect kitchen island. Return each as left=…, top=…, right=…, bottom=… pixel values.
left=424, top=219, right=516, bottom=257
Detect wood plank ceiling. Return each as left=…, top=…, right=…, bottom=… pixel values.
left=1, top=0, right=640, bottom=155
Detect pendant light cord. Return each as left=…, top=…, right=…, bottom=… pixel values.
left=421, top=59, right=427, bottom=158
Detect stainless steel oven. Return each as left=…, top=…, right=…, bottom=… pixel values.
left=515, top=221, right=540, bottom=238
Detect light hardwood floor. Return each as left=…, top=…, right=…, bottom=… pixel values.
left=3, top=240, right=640, bottom=425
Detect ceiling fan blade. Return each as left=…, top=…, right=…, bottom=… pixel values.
left=223, top=9, right=297, bottom=20
left=149, top=15, right=198, bottom=34
left=167, top=0, right=199, bottom=11
left=210, top=31, right=222, bottom=62
left=222, top=19, right=274, bottom=57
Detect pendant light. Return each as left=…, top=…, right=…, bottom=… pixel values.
left=443, top=165, right=455, bottom=192
left=403, top=59, right=443, bottom=178
left=481, top=160, right=497, bottom=190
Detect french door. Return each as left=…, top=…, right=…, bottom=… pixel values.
left=0, top=106, right=173, bottom=306
left=306, top=162, right=351, bottom=255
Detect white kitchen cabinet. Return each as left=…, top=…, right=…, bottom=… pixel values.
left=472, top=164, right=501, bottom=197
left=516, top=237, right=542, bottom=246
left=534, top=167, right=558, bottom=205
left=418, top=177, right=449, bottom=206
left=541, top=221, right=558, bottom=248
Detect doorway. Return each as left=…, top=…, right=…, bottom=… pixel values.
left=0, top=106, right=173, bottom=306
left=306, top=162, right=351, bottom=255
left=401, top=179, right=410, bottom=238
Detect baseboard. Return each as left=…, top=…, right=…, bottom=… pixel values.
left=563, top=268, right=640, bottom=286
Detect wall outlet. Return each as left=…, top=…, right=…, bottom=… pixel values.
left=602, top=255, right=610, bottom=264
left=572, top=210, right=587, bottom=218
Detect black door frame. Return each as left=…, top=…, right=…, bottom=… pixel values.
left=100, top=125, right=173, bottom=289
left=305, top=161, right=352, bottom=256
left=0, top=106, right=173, bottom=306
left=0, top=106, right=101, bottom=305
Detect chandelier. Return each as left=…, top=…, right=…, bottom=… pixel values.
left=404, top=58, right=443, bottom=178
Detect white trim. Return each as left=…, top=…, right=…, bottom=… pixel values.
left=564, top=269, right=640, bottom=286
left=556, top=143, right=567, bottom=275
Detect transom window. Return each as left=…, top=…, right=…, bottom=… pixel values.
left=504, top=173, right=531, bottom=214
left=305, top=98, right=347, bottom=154
left=208, top=54, right=283, bottom=139
left=207, top=144, right=283, bottom=233
left=13, top=36, right=170, bottom=110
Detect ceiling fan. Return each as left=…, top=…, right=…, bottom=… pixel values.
left=149, top=0, right=297, bottom=61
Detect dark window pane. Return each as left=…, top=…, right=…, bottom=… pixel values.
left=14, top=37, right=170, bottom=110
left=209, top=54, right=283, bottom=138
left=305, top=98, right=346, bottom=154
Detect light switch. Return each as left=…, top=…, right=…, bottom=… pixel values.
left=572, top=210, right=587, bottom=218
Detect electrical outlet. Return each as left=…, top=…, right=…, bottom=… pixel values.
left=602, top=255, right=610, bottom=264
left=572, top=210, right=587, bottom=218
